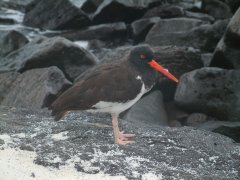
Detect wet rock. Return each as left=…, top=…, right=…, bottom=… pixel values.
left=122, top=91, right=168, bottom=128
left=186, top=113, right=209, bottom=127
left=201, top=53, right=213, bottom=66
left=0, top=30, right=29, bottom=57
left=0, top=106, right=239, bottom=179
left=165, top=101, right=188, bottom=126
left=202, top=0, right=232, bottom=19
left=143, top=4, right=185, bottom=18
left=0, top=71, right=19, bottom=103
left=23, top=0, right=90, bottom=30
left=146, top=18, right=228, bottom=52
left=0, top=0, right=34, bottom=12
left=131, top=17, right=160, bottom=43
left=175, top=67, right=240, bottom=121
left=0, top=17, right=16, bottom=25
left=152, top=46, right=203, bottom=100
left=219, top=0, right=240, bottom=13
left=197, top=120, right=240, bottom=142
left=0, top=67, right=71, bottom=109
left=210, top=7, right=240, bottom=69
left=91, top=0, right=162, bottom=24
left=61, top=22, right=127, bottom=41
left=184, top=11, right=215, bottom=22
left=0, top=36, right=97, bottom=80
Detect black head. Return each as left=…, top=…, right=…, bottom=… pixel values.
left=128, top=45, right=154, bottom=68
left=128, top=45, right=179, bottom=83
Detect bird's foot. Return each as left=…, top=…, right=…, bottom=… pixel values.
left=115, top=132, right=135, bottom=145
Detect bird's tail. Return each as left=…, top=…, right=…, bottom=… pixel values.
left=52, top=111, right=67, bottom=121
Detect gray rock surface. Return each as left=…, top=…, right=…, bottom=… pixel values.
left=131, top=17, right=160, bottom=43
left=202, top=0, right=232, bottom=19
left=146, top=18, right=228, bottom=52
left=143, top=4, right=185, bottom=18
left=61, top=22, right=127, bottom=41
left=0, top=67, right=71, bottom=109
left=123, top=91, right=168, bottom=127
left=23, top=0, right=90, bottom=30
left=0, top=36, right=97, bottom=80
left=0, top=106, right=239, bottom=179
left=210, top=7, right=240, bottom=69
left=198, top=120, right=240, bottom=142
left=0, top=30, right=28, bottom=57
left=175, top=67, right=240, bottom=121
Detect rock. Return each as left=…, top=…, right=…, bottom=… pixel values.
left=0, top=30, right=29, bottom=57
left=175, top=67, right=240, bottom=121
left=0, top=71, right=19, bottom=103
left=201, top=53, right=213, bottom=66
left=130, top=17, right=160, bottom=43
left=23, top=0, right=90, bottom=30
left=122, top=91, right=168, bottom=128
left=60, top=22, right=127, bottom=41
left=0, top=36, right=97, bottom=81
left=146, top=18, right=207, bottom=36
left=210, top=7, right=240, bottom=69
left=0, top=67, right=71, bottom=109
left=186, top=113, right=209, bottom=127
left=219, top=0, right=240, bottom=13
left=0, top=0, right=34, bottom=12
left=91, top=0, right=162, bottom=24
left=202, top=0, right=232, bottom=19
left=143, top=4, right=185, bottom=18
left=0, top=17, right=16, bottom=25
left=146, top=18, right=229, bottom=52
left=184, top=11, right=215, bottom=22
left=197, top=120, right=240, bottom=142
left=0, top=106, right=239, bottom=179
left=164, top=101, right=188, bottom=126
left=152, top=46, right=203, bottom=100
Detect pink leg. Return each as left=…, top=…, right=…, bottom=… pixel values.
left=111, top=113, right=135, bottom=145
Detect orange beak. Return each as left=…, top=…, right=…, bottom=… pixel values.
left=148, top=60, right=179, bottom=83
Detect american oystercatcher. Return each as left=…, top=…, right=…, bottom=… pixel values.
left=49, top=45, right=178, bottom=145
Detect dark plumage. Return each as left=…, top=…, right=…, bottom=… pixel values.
left=49, top=45, right=178, bottom=145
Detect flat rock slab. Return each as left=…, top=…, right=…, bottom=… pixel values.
left=0, top=106, right=239, bottom=179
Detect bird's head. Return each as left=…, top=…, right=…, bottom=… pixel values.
left=129, top=45, right=178, bottom=83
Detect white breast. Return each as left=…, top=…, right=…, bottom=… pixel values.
left=88, top=76, right=149, bottom=114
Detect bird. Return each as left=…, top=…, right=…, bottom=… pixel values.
left=49, top=45, right=178, bottom=145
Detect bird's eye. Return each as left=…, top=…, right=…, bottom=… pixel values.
left=140, top=54, right=146, bottom=59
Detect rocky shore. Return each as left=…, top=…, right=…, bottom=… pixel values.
left=0, top=0, right=240, bottom=179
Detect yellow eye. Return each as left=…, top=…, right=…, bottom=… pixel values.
left=140, top=54, right=145, bottom=59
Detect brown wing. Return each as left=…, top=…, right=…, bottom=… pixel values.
left=50, top=61, right=142, bottom=119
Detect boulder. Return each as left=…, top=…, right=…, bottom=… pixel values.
left=0, top=36, right=97, bottom=80
left=130, top=17, right=160, bottom=43
left=210, top=7, right=240, bottom=69
left=91, top=0, right=162, bottom=24
left=201, top=53, right=213, bottom=66
left=0, top=17, right=16, bottom=25
left=0, top=106, right=239, bottom=179
left=23, top=0, right=90, bottom=30
left=202, top=0, right=232, bottom=19
left=122, top=91, right=168, bottom=128
left=60, top=22, right=127, bottom=41
left=143, top=4, right=185, bottom=18
left=0, top=67, right=71, bottom=109
left=0, top=0, right=34, bottom=12
left=184, top=11, right=215, bottom=22
left=145, top=19, right=229, bottom=52
left=198, top=120, right=240, bottom=142
left=175, top=67, right=240, bottom=121
left=0, top=30, right=29, bottom=57
left=152, top=46, right=203, bottom=100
